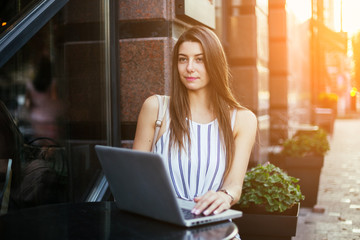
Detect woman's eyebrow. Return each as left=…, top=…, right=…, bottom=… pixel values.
left=178, top=53, right=204, bottom=56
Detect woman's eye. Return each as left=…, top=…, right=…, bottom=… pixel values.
left=178, top=57, right=187, bottom=63
left=196, top=57, right=203, bottom=63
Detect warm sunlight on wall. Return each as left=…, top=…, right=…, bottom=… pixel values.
left=286, top=0, right=360, bottom=35
left=341, top=0, right=360, bottom=35
left=286, top=0, right=312, bottom=23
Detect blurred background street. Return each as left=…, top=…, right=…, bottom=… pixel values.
left=295, top=116, right=360, bottom=240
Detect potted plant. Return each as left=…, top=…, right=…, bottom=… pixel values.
left=232, top=163, right=304, bottom=240
left=315, top=92, right=338, bottom=134
left=317, top=92, right=338, bottom=110
left=270, top=128, right=330, bottom=207
left=281, top=128, right=330, bottom=159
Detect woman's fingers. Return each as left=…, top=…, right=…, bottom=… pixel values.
left=203, top=198, right=226, bottom=215
left=192, top=190, right=231, bottom=215
left=192, top=193, right=214, bottom=215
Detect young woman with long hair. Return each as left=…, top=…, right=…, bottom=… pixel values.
left=133, top=26, right=257, bottom=216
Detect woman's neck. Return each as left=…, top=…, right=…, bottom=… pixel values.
left=187, top=90, right=215, bottom=123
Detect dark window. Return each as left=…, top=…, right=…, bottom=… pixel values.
left=0, top=0, right=116, bottom=211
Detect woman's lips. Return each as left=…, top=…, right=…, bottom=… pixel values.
left=186, top=77, right=197, bottom=81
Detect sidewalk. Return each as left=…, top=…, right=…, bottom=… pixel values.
left=294, top=118, right=360, bottom=240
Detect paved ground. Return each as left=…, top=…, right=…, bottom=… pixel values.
left=294, top=117, right=360, bottom=240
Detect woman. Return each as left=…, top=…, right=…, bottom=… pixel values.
left=133, top=26, right=257, bottom=216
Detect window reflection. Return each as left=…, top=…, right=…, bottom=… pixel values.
left=24, top=54, right=65, bottom=140
left=0, top=1, right=109, bottom=212
left=0, top=0, right=42, bottom=35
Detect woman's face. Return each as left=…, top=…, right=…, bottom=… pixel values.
left=177, top=41, right=210, bottom=92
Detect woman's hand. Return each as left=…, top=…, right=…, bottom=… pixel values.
left=192, top=190, right=232, bottom=216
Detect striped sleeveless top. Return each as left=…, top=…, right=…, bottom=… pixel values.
left=153, top=108, right=237, bottom=200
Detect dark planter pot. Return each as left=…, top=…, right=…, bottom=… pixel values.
left=314, top=107, right=335, bottom=134
left=268, top=153, right=286, bottom=169
left=232, top=203, right=299, bottom=240
left=284, top=155, right=324, bottom=207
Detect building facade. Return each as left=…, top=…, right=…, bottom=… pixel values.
left=0, top=0, right=348, bottom=212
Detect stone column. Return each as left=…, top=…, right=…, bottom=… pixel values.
left=118, top=0, right=174, bottom=141
left=228, top=0, right=270, bottom=165
left=268, top=0, right=289, bottom=145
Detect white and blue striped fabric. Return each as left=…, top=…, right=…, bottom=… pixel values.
left=153, top=109, right=237, bottom=200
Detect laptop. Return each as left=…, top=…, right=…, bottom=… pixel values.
left=95, top=145, right=242, bottom=227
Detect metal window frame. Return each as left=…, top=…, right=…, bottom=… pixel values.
left=87, top=0, right=119, bottom=202
left=104, top=0, right=121, bottom=148
left=0, top=0, right=68, bottom=68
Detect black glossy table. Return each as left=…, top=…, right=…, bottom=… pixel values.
left=0, top=202, right=238, bottom=239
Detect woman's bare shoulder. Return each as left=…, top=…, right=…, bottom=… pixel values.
left=234, top=108, right=257, bottom=131
left=141, top=95, right=159, bottom=112
left=236, top=108, right=256, bottom=119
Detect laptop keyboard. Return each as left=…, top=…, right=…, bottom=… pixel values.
left=181, top=208, right=208, bottom=220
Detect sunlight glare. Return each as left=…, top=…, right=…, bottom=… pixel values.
left=342, top=0, right=360, bottom=35
left=286, top=0, right=312, bottom=23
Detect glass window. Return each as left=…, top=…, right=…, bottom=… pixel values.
left=0, top=0, right=42, bottom=35
left=0, top=0, right=111, bottom=211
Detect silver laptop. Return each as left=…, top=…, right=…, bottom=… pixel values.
left=95, top=145, right=242, bottom=227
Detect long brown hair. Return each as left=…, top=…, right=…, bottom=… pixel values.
left=169, top=26, right=242, bottom=176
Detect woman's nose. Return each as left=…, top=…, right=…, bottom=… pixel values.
left=186, top=60, right=194, bottom=72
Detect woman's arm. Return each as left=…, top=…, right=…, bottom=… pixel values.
left=132, top=95, right=159, bottom=152
left=219, top=109, right=258, bottom=203
left=192, top=109, right=257, bottom=215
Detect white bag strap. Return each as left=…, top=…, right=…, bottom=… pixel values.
left=152, top=95, right=169, bottom=151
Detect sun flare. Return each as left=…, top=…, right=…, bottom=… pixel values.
left=340, top=0, right=360, bottom=35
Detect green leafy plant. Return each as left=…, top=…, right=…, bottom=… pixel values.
left=238, top=163, right=304, bottom=213
left=281, top=128, right=330, bottom=157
